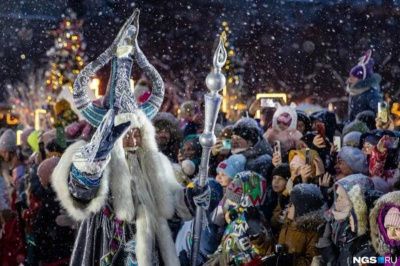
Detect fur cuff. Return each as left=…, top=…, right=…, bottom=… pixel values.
left=52, top=140, right=110, bottom=221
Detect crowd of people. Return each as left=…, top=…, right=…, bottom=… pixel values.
left=1, top=25, right=400, bottom=266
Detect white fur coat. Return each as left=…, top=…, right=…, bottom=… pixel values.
left=52, top=110, right=183, bottom=266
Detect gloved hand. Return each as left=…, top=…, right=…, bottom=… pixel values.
left=185, top=182, right=211, bottom=215
left=77, top=109, right=131, bottom=163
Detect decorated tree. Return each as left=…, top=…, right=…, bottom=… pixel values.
left=45, top=9, right=87, bottom=95
left=219, top=21, right=246, bottom=119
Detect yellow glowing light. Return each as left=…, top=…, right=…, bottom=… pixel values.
left=71, top=35, right=78, bottom=41
left=328, top=103, right=334, bottom=112
left=255, top=93, right=288, bottom=119
left=6, top=113, right=19, bottom=125
left=34, top=109, right=46, bottom=131
left=66, top=21, right=71, bottom=27
left=222, top=86, right=228, bottom=113
left=16, top=130, right=23, bottom=146
left=90, top=78, right=100, bottom=98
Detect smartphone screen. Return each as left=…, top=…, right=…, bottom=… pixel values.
left=222, top=139, right=232, bottom=150
left=305, top=148, right=311, bottom=165
left=334, top=136, right=341, bottom=151
left=274, top=140, right=281, bottom=155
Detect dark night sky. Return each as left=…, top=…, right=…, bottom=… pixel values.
left=1, top=0, right=400, bottom=104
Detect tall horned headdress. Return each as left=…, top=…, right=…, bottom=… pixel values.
left=72, top=9, right=164, bottom=127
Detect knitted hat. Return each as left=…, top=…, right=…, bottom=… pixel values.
left=217, top=154, right=246, bottom=179
left=343, top=131, right=362, bottom=148
left=41, top=129, right=56, bottom=147
left=21, top=127, right=34, bottom=147
left=37, top=156, right=60, bottom=187
left=342, top=120, right=370, bottom=136
left=355, top=110, right=376, bottom=130
left=0, top=129, right=17, bottom=152
left=338, top=147, right=368, bottom=174
left=384, top=207, right=400, bottom=228
left=232, top=118, right=262, bottom=145
left=350, top=50, right=374, bottom=80
left=335, top=174, right=374, bottom=195
left=290, top=183, right=324, bottom=218
left=272, top=163, right=291, bottom=180
left=225, top=171, right=267, bottom=207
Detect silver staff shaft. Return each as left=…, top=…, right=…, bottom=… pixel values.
left=191, top=33, right=227, bottom=266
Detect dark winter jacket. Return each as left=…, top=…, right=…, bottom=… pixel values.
left=277, top=209, right=325, bottom=266
left=310, top=110, right=337, bottom=143
left=239, top=138, right=273, bottom=180
left=32, top=187, right=75, bottom=263
left=347, top=73, right=383, bottom=122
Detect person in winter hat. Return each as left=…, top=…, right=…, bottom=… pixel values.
left=361, top=131, right=399, bottom=187
left=51, top=12, right=208, bottom=265
left=206, top=171, right=270, bottom=266
left=335, top=146, right=368, bottom=180
left=270, top=163, right=291, bottom=234
left=210, top=125, right=233, bottom=177
left=176, top=178, right=224, bottom=266
left=215, top=154, right=246, bottom=188
left=296, top=110, right=312, bottom=135
left=153, top=112, right=182, bottom=163
left=178, top=134, right=203, bottom=176
left=268, top=184, right=325, bottom=266
left=370, top=191, right=400, bottom=265
left=310, top=110, right=337, bottom=143
left=265, top=104, right=303, bottom=157
left=20, top=127, right=35, bottom=157
left=33, top=157, right=75, bottom=265
left=317, top=174, right=380, bottom=266
left=346, top=50, right=383, bottom=121
left=288, top=147, right=325, bottom=186
left=356, top=110, right=377, bottom=130
left=232, top=117, right=273, bottom=180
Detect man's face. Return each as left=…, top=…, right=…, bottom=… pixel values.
left=123, top=128, right=142, bottom=150
left=334, top=158, right=353, bottom=180
left=297, top=121, right=306, bottom=134
left=155, top=127, right=171, bottom=146
left=347, top=75, right=360, bottom=86
left=362, top=142, right=374, bottom=156
left=0, top=150, right=11, bottom=163
left=231, top=134, right=250, bottom=154
left=272, top=175, right=287, bottom=193
left=181, top=142, right=197, bottom=160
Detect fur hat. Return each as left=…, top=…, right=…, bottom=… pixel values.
left=224, top=171, right=267, bottom=208
left=217, top=154, right=246, bottom=179
left=290, top=183, right=324, bottom=218
left=337, top=147, right=368, bottom=175
left=272, top=163, right=291, bottom=180
left=0, top=129, right=17, bottom=152
left=342, top=120, right=370, bottom=136
left=232, top=118, right=262, bottom=146
left=384, top=207, right=400, bottom=228
left=343, top=131, right=362, bottom=148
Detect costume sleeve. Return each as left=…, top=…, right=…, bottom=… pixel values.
left=369, top=146, right=387, bottom=177
left=134, top=44, right=164, bottom=119
left=52, top=141, right=111, bottom=221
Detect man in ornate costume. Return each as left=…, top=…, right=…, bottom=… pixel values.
left=52, top=10, right=206, bottom=265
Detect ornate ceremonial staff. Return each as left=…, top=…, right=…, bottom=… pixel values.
left=191, top=32, right=227, bottom=266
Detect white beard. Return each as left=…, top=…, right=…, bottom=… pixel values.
left=125, top=151, right=160, bottom=232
